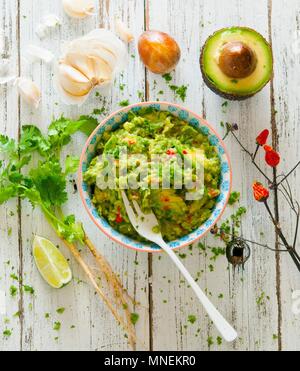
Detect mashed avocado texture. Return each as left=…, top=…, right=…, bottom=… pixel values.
left=84, top=108, right=221, bottom=242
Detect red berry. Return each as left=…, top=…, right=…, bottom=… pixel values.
left=253, top=182, right=270, bottom=202
left=264, top=145, right=281, bottom=167
left=256, top=129, right=270, bottom=146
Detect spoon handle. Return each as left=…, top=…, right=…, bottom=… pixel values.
left=158, top=239, right=238, bottom=343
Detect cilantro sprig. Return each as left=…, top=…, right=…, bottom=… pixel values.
left=0, top=116, right=98, bottom=243
left=0, top=115, right=137, bottom=348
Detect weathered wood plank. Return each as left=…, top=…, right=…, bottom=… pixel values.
left=1, top=0, right=299, bottom=351
left=271, top=0, right=300, bottom=351
left=18, top=0, right=149, bottom=351
left=147, top=0, right=279, bottom=351
left=0, top=0, right=22, bottom=351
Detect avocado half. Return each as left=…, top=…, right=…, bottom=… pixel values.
left=200, top=27, right=273, bottom=100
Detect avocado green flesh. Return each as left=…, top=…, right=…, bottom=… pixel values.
left=84, top=108, right=221, bottom=242
left=202, top=27, right=273, bottom=96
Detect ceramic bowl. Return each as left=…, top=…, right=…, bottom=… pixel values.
left=78, top=102, right=232, bottom=253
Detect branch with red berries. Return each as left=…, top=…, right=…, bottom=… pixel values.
left=223, top=124, right=300, bottom=272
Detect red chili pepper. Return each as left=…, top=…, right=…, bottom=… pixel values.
left=253, top=182, right=270, bottom=202
left=256, top=129, right=269, bottom=146
left=264, top=145, right=281, bottom=167
left=166, top=149, right=176, bottom=156
left=115, top=207, right=123, bottom=223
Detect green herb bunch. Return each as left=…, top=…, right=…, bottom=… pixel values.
left=0, top=116, right=136, bottom=347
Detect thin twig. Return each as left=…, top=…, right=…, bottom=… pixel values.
left=278, top=188, right=294, bottom=210
left=231, top=131, right=273, bottom=184
left=252, top=144, right=260, bottom=162
left=293, top=203, right=300, bottom=250
left=242, top=238, right=288, bottom=253
left=275, top=160, right=300, bottom=188
left=278, top=177, right=296, bottom=212
left=264, top=201, right=300, bottom=272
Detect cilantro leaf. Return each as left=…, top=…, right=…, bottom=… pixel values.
left=65, top=156, right=80, bottom=176
left=0, top=135, right=17, bottom=158
left=48, top=116, right=98, bottom=151
left=58, top=215, right=85, bottom=244
left=0, top=185, right=18, bottom=204
left=29, top=161, right=67, bottom=207
left=77, top=116, right=99, bottom=137
left=19, top=126, right=51, bottom=156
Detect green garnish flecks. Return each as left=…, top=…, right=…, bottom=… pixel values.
left=53, top=322, right=61, bottom=331
left=162, top=73, right=188, bottom=102
left=188, top=315, right=197, bottom=324
left=119, top=100, right=130, bottom=107
left=130, top=313, right=139, bottom=326
left=56, top=307, right=66, bottom=315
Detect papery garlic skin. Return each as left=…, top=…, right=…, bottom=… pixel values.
left=0, top=32, right=5, bottom=54
left=62, top=0, right=95, bottom=19
left=24, top=45, right=55, bottom=65
left=0, top=59, right=17, bottom=85
left=16, top=78, right=41, bottom=109
left=55, top=29, right=127, bottom=106
left=36, top=14, right=61, bottom=39
left=115, top=19, right=134, bottom=44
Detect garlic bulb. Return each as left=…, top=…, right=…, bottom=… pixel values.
left=55, top=29, right=126, bottom=106
left=15, top=78, right=41, bottom=109
left=36, top=14, right=61, bottom=39
left=62, top=0, right=95, bottom=19
left=24, top=45, right=55, bottom=65
left=115, top=19, right=134, bottom=44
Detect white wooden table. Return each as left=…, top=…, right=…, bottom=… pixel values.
left=0, top=0, right=300, bottom=351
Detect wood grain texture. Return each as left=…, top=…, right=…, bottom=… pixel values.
left=0, top=0, right=299, bottom=351
left=271, top=0, right=300, bottom=351
left=17, top=0, right=148, bottom=351
left=147, top=0, right=279, bottom=351
left=0, top=0, right=21, bottom=351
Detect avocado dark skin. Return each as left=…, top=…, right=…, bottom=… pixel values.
left=200, top=27, right=273, bottom=101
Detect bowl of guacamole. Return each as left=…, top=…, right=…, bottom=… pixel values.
left=79, top=102, right=232, bottom=252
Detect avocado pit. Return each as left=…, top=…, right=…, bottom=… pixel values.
left=218, top=41, right=257, bottom=79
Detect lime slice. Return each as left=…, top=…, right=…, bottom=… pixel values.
left=33, top=236, right=72, bottom=289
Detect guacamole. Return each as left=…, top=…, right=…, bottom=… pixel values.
left=84, top=108, right=221, bottom=242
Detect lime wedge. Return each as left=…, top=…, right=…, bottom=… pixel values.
left=33, top=236, right=72, bottom=289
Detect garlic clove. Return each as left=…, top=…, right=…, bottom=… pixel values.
left=0, top=32, right=5, bottom=54
left=35, top=14, right=61, bottom=39
left=0, top=75, right=16, bottom=84
left=64, top=52, right=113, bottom=83
left=115, top=19, right=134, bottom=44
left=43, top=14, right=61, bottom=28
left=24, top=45, right=55, bottom=65
left=54, top=72, right=90, bottom=106
left=66, top=39, right=119, bottom=72
left=15, top=78, right=41, bottom=109
left=62, top=0, right=95, bottom=19
left=82, top=29, right=127, bottom=71
left=57, top=62, right=92, bottom=96
left=0, top=59, right=16, bottom=85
